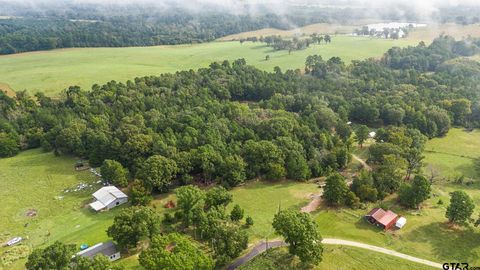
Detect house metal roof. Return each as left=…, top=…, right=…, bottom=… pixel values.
left=396, top=217, right=407, bottom=228
left=377, top=210, right=398, bottom=226
left=89, top=201, right=106, bottom=211
left=366, top=208, right=398, bottom=226
left=92, top=186, right=127, bottom=204
left=90, top=186, right=127, bottom=211
left=76, top=241, right=118, bottom=258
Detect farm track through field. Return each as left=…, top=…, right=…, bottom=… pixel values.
left=351, top=154, right=372, bottom=171
left=228, top=239, right=443, bottom=269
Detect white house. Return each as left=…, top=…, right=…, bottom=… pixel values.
left=75, top=241, right=120, bottom=261
left=395, top=216, right=407, bottom=229
left=89, top=186, right=128, bottom=211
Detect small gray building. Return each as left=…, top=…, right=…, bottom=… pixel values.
left=89, top=186, right=128, bottom=211
left=76, top=241, right=120, bottom=261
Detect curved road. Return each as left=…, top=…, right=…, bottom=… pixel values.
left=228, top=239, right=443, bottom=269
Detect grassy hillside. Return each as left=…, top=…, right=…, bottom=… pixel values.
left=238, top=246, right=437, bottom=270
left=0, top=36, right=417, bottom=96
left=424, top=128, right=480, bottom=178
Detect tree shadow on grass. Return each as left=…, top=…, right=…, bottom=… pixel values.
left=250, top=44, right=269, bottom=50
left=404, top=222, right=480, bottom=263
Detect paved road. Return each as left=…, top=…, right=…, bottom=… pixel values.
left=228, top=238, right=443, bottom=269
left=227, top=240, right=287, bottom=270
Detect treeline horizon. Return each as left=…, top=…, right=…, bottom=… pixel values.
left=2, top=1, right=480, bottom=55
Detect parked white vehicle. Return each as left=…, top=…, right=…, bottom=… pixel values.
left=7, top=237, right=22, bottom=246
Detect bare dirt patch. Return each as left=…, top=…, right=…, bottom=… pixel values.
left=25, top=209, right=37, bottom=217
left=301, top=193, right=323, bottom=213
left=0, top=83, right=15, bottom=97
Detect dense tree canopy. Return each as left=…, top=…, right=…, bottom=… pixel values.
left=26, top=241, right=76, bottom=270
left=107, top=207, right=161, bottom=250
left=1, top=37, right=480, bottom=194
left=100, top=159, right=129, bottom=187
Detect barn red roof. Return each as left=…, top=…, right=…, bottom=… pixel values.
left=366, top=208, right=398, bottom=227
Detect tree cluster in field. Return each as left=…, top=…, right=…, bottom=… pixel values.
left=354, top=26, right=411, bottom=39
left=323, top=125, right=431, bottom=209
left=383, top=37, right=480, bottom=72
left=0, top=11, right=332, bottom=55
left=105, top=185, right=251, bottom=268
left=160, top=185, right=250, bottom=267
left=242, top=34, right=331, bottom=53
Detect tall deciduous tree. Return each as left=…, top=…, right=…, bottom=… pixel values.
left=272, top=210, right=323, bottom=265
left=205, top=186, right=232, bottom=209
left=323, top=173, right=348, bottom=206
left=136, top=155, right=178, bottom=192
left=26, top=241, right=76, bottom=270
left=107, top=207, right=161, bottom=250
left=446, top=190, right=475, bottom=224
left=176, top=185, right=205, bottom=227
left=101, top=159, right=129, bottom=187
left=355, top=125, right=370, bottom=148
left=130, top=179, right=152, bottom=206
left=398, top=175, right=431, bottom=208
left=139, top=233, right=213, bottom=270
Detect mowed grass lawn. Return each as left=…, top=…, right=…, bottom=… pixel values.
left=229, top=181, right=319, bottom=241
left=0, top=149, right=124, bottom=270
left=239, top=246, right=437, bottom=270
left=0, top=36, right=417, bottom=96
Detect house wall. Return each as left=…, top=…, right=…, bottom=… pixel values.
left=106, top=197, right=128, bottom=210
left=108, top=252, right=121, bottom=261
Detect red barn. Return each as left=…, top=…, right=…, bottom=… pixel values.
left=365, top=208, right=398, bottom=230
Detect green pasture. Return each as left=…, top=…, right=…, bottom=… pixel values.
left=0, top=36, right=417, bottom=96
left=228, top=181, right=319, bottom=241
left=0, top=149, right=124, bottom=269
left=424, top=128, right=480, bottom=179
left=238, top=246, right=437, bottom=270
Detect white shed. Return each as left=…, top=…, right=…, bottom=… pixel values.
left=395, top=217, right=407, bottom=229
left=89, top=186, right=128, bottom=211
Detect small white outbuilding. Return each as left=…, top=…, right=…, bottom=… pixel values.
left=395, top=216, right=407, bottom=229
left=89, top=186, right=128, bottom=212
